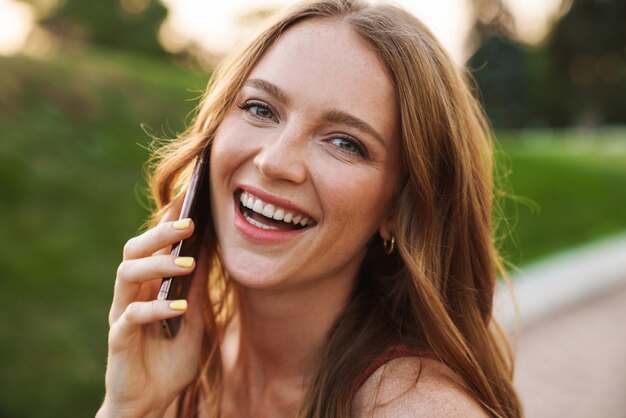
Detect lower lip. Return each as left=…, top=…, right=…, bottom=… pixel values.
left=233, top=199, right=309, bottom=244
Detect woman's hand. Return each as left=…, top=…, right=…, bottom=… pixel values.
left=97, top=202, right=209, bottom=418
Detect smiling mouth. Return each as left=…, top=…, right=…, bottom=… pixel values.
left=237, top=190, right=316, bottom=231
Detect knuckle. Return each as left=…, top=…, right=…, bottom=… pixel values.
left=125, top=302, right=140, bottom=321
left=122, top=238, right=136, bottom=259
left=159, top=221, right=172, bottom=236
left=150, top=300, right=159, bottom=318
left=116, top=260, right=128, bottom=280
left=107, top=322, right=126, bottom=351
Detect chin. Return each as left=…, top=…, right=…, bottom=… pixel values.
left=219, top=249, right=289, bottom=290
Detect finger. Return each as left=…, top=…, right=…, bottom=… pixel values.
left=109, top=255, right=196, bottom=324
left=122, top=219, right=195, bottom=261
left=117, top=255, right=196, bottom=285
left=109, top=299, right=188, bottom=351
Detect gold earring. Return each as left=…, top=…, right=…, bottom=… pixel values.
left=383, top=236, right=395, bottom=255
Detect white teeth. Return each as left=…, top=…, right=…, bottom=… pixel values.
left=244, top=213, right=278, bottom=230
left=262, top=204, right=275, bottom=218
left=252, top=199, right=264, bottom=214
left=238, top=190, right=313, bottom=227
left=273, top=209, right=284, bottom=221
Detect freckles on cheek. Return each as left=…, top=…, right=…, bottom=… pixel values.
left=322, top=177, right=389, bottom=238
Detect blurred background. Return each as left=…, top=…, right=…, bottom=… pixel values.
left=0, top=0, right=624, bottom=416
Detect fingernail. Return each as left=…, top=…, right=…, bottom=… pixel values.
left=174, top=256, right=194, bottom=268
left=173, top=218, right=191, bottom=230
left=169, top=300, right=187, bottom=311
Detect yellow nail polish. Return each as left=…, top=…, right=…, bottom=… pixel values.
left=173, top=218, right=191, bottom=230
left=169, top=300, right=187, bottom=311
left=174, top=256, right=194, bottom=268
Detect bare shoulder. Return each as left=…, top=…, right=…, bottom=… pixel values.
left=352, top=356, right=489, bottom=418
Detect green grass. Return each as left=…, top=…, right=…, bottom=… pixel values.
left=0, top=48, right=625, bottom=417
left=496, top=131, right=626, bottom=266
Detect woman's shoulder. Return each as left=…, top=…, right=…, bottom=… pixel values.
left=352, top=354, right=489, bottom=418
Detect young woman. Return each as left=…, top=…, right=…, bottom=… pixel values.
left=97, top=0, right=522, bottom=417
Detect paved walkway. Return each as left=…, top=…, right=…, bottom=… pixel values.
left=513, top=283, right=626, bottom=418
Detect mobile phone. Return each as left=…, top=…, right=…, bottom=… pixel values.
left=157, top=146, right=211, bottom=338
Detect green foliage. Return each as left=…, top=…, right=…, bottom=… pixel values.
left=26, top=0, right=168, bottom=56
left=468, top=0, right=626, bottom=128
left=543, top=0, right=626, bottom=126
left=0, top=48, right=206, bottom=417
left=468, top=36, right=528, bottom=129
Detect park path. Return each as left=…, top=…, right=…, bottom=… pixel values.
left=496, top=233, right=626, bottom=418
left=513, top=283, right=626, bottom=418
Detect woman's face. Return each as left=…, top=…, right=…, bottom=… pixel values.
left=210, top=19, right=401, bottom=291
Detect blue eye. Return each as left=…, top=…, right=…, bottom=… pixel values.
left=330, top=136, right=366, bottom=157
left=239, top=100, right=276, bottom=121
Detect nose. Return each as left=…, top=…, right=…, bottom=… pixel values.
left=253, top=127, right=307, bottom=184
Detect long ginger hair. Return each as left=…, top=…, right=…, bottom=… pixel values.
left=146, top=0, right=522, bottom=416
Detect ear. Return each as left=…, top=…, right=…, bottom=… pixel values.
left=378, top=210, right=396, bottom=241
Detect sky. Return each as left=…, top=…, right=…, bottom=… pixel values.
left=0, top=0, right=565, bottom=62
left=157, top=0, right=472, bottom=62
left=0, top=0, right=34, bottom=55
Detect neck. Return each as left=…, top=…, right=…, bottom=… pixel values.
left=221, top=266, right=359, bottom=417
left=232, top=276, right=354, bottom=379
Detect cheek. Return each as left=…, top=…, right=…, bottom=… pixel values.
left=210, top=120, right=254, bottom=184
left=210, top=139, right=233, bottom=185
left=209, top=128, right=245, bottom=225
left=316, top=167, right=394, bottom=240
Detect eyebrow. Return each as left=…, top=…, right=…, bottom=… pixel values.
left=245, top=78, right=291, bottom=106
left=244, top=78, right=387, bottom=148
left=321, top=109, right=386, bottom=148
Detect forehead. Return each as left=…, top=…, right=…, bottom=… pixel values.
left=246, top=18, right=398, bottom=140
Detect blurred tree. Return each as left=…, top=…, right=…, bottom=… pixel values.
left=468, top=0, right=626, bottom=128
left=467, top=0, right=530, bottom=129
left=19, top=0, right=168, bottom=56
left=542, top=0, right=626, bottom=126
left=468, top=37, right=528, bottom=128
